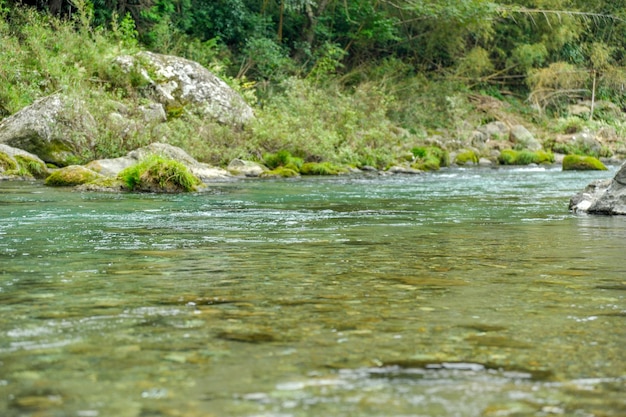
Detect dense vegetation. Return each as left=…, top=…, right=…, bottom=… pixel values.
left=2, top=0, right=626, bottom=168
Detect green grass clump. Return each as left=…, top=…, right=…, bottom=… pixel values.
left=455, top=150, right=479, bottom=165
left=260, top=167, right=300, bottom=178
left=562, top=155, right=607, bottom=171
left=14, top=155, right=48, bottom=178
left=300, top=162, right=346, bottom=175
left=262, top=150, right=304, bottom=171
left=45, top=166, right=102, bottom=186
left=0, top=152, right=18, bottom=172
left=117, top=154, right=201, bottom=192
left=499, top=149, right=555, bottom=165
left=411, top=146, right=450, bottom=171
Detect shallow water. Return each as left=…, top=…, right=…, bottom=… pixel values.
left=0, top=166, right=624, bottom=417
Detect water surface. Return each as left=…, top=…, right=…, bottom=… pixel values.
left=0, top=167, right=624, bottom=417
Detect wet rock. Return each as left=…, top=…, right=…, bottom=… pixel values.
left=387, top=165, right=423, bottom=175
left=570, top=161, right=626, bottom=214
left=0, top=94, right=95, bottom=166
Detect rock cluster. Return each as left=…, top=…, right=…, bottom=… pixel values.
left=570, top=162, right=626, bottom=214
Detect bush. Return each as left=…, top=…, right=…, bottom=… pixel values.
left=562, top=155, right=607, bottom=171
left=118, top=155, right=201, bottom=192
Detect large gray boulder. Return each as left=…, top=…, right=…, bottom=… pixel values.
left=570, top=162, right=626, bottom=214
left=510, top=125, right=542, bottom=151
left=0, top=94, right=95, bottom=166
left=113, top=52, right=254, bottom=125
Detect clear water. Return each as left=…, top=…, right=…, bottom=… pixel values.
left=0, top=167, right=624, bottom=417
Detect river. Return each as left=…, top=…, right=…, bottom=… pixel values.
left=0, top=166, right=624, bottom=417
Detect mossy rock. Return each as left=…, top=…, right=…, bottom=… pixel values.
left=14, top=155, right=49, bottom=178
left=260, top=167, right=300, bottom=178
left=45, top=166, right=103, bottom=186
left=300, top=162, right=347, bottom=175
left=499, top=149, right=555, bottom=165
left=117, top=154, right=201, bottom=192
left=0, top=152, right=18, bottom=172
left=410, top=146, right=449, bottom=171
left=412, top=155, right=441, bottom=171
left=455, top=150, right=479, bottom=166
left=562, top=155, right=608, bottom=171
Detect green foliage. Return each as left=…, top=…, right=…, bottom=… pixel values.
left=117, top=154, right=200, bottom=192
left=262, top=150, right=303, bottom=171
left=562, top=154, right=607, bottom=171
left=250, top=78, right=400, bottom=168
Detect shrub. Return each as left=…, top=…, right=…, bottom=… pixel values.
left=562, top=155, right=607, bottom=171
left=118, top=154, right=201, bottom=192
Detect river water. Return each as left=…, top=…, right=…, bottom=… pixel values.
left=0, top=166, right=624, bottom=417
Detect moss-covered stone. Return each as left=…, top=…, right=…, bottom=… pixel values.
left=499, top=149, right=555, bottom=165
left=562, top=155, right=608, bottom=171
left=455, top=150, right=479, bottom=165
left=410, top=146, right=449, bottom=171
left=45, top=165, right=103, bottom=186
left=300, top=162, right=347, bottom=175
left=14, top=155, right=48, bottom=178
left=0, top=152, right=18, bottom=172
left=260, top=167, right=300, bottom=178
left=117, top=154, right=201, bottom=192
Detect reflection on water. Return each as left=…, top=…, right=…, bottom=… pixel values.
left=0, top=167, right=625, bottom=417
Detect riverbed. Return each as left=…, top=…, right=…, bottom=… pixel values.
left=1, top=166, right=624, bottom=417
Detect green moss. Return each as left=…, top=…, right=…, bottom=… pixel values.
left=0, top=152, right=17, bottom=172
left=562, top=155, right=607, bottom=171
left=260, top=167, right=300, bottom=178
left=45, top=166, right=102, bottom=186
left=455, top=150, right=479, bottom=165
left=410, top=146, right=449, bottom=171
left=117, top=154, right=201, bottom=192
left=499, top=149, right=555, bottom=165
left=300, top=162, right=347, bottom=175
left=263, top=150, right=304, bottom=171
left=412, top=155, right=441, bottom=171
left=14, top=155, right=48, bottom=178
